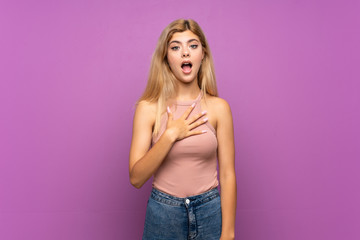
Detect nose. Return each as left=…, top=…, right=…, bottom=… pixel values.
left=182, top=49, right=190, bottom=58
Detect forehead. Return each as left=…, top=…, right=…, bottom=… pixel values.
left=169, top=30, right=200, bottom=43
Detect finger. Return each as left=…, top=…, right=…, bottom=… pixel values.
left=181, top=102, right=196, bottom=120
left=187, top=129, right=207, bottom=137
left=189, top=117, right=208, bottom=130
left=167, top=106, right=173, bottom=120
left=188, top=110, right=207, bottom=125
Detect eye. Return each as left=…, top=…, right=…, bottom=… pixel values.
left=190, top=44, right=198, bottom=49
left=171, top=46, right=180, bottom=51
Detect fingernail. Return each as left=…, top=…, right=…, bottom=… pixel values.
left=202, top=130, right=207, bottom=133
left=201, top=110, right=207, bottom=115
left=167, top=106, right=170, bottom=113
left=203, top=117, right=208, bottom=122
left=191, top=103, right=195, bottom=108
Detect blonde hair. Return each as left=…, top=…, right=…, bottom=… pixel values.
left=139, top=19, right=218, bottom=136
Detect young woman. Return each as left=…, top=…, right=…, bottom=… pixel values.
left=129, top=19, right=236, bottom=240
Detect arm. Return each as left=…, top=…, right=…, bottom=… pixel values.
left=129, top=101, right=207, bottom=188
left=216, top=99, right=237, bottom=240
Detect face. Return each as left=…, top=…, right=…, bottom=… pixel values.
left=167, top=30, right=204, bottom=84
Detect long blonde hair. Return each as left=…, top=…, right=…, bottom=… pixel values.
left=139, top=19, right=218, bottom=136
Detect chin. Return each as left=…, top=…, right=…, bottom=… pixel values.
left=177, top=75, right=197, bottom=84
left=173, top=71, right=199, bottom=84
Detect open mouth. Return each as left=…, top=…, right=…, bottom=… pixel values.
left=181, top=62, right=192, bottom=73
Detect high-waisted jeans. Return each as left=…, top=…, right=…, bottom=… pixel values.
left=142, top=188, right=222, bottom=240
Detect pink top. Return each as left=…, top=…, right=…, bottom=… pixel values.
left=152, top=92, right=219, bottom=198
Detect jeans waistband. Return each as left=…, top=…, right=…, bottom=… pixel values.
left=150, top=188, right=219, bottom=207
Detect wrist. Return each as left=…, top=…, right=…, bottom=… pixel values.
left=220, top=231, right=235, bottom=240
left=220, top=235, right=235, bottom=240
left=163, top=129, right=177, bottom=143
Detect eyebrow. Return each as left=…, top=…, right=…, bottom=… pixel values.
left=168, top=39, right=200, bottom=45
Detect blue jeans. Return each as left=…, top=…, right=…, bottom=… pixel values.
left=142, top=188, right=222, bottom=240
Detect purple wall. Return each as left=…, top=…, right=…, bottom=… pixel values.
left=1, top=0, right=359, bottom=239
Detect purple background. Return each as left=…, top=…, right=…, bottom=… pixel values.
left=1, top=0, right=359, bottom=239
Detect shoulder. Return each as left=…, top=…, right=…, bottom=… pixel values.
left=203, top=94, right=233, bottom=130
left=136, top=100, right=157, bottom=113
left=133, top=100, right=157, bottom=125
left=206, top=96, right=234, bottom=145
left=205, top=94, right=232, bottom=116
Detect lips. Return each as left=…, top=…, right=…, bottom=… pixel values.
left=181, top=61, right=192, bottom=74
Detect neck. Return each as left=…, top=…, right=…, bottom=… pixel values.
left=174, top=80, right=201, bottom=101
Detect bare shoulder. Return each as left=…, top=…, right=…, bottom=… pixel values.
left=202, top=94, right=233, bottom=131
left=134, top=100, right=157, bottom=126
left=136, top=100, right=157, bottom=114
left=205, top=94, right=232, bottom=117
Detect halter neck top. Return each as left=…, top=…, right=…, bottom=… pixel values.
left=152, top=91, right=219, bottom=197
